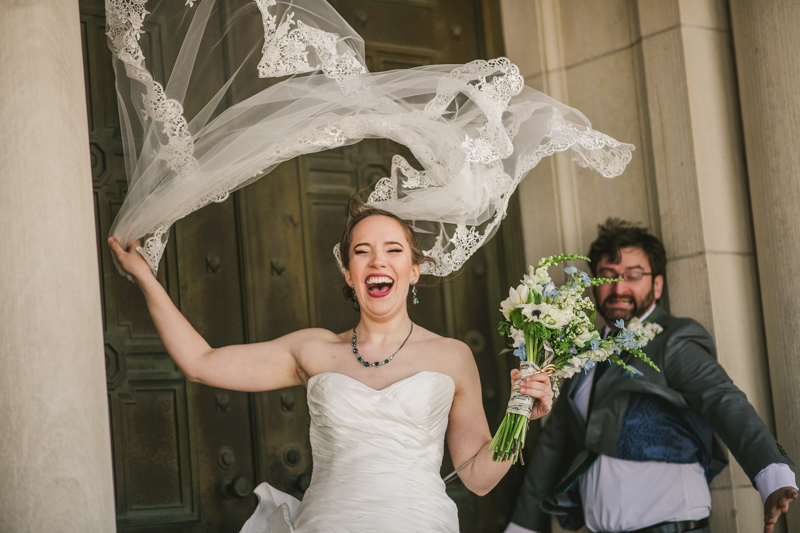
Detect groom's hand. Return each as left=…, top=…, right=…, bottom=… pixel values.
left=764, top=486, right=797, bottom=533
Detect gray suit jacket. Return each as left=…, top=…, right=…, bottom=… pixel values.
left=510, top=305, right=792, bottom=532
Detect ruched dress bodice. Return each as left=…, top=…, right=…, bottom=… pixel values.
left=240, top=371, right=459, bottom=533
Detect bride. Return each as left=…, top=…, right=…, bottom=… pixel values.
left=108, top=195, right=554, bottom=532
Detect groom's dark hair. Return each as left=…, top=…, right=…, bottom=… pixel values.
left=587, top=218, right=667, bottom=279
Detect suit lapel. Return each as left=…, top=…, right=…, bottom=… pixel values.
left=649, top=305, right=668, bottom=327
left=592, top=360, right=623, bottom=410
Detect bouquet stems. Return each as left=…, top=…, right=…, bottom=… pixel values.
left=489, top=334, right=539, bottom=464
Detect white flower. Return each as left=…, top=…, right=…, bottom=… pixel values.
left=500, top=284, right=530, bottom=319
left=644, top=322, right=664, bottom=339
left=623, top=317, right=664, bottom=345
left=589, top=347, right=609, bottom=362
left=556, top=356, right=587, bottom=379
left=573, top=331, right=593, bottom=348
left=521, top=301, right=551, bottom=321
left=510, top=327, right=526, bottom=347
left=556, top=364, right=581, bottom=379
left=530, top=266, right=551, bottom=287
left=626, top=317, right=643, bottom=330
left=540, top=307, right=572, bottom=329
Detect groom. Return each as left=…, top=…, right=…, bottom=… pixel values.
left=505, top=219, right=797, bottom=533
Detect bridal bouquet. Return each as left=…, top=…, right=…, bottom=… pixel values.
left=489, top=254, right=661, bottom=463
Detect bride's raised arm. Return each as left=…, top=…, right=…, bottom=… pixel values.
left=108, top=237, right=304, bottom=392
left=445, top=343, right=553, bottom=496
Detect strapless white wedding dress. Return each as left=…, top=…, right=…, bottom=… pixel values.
left=240, top=371, right=460, bottom=533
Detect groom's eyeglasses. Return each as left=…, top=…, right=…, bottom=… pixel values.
left=597, top=268, right=653, bottom=282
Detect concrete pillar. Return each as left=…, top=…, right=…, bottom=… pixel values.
left=636, top=1, right=775, bottom=530
left=501, top=0, right=576, bottom=266
left=501, top=0, right=779, bottom=530
left=729, top=2, right=800, bottom=531
left=502, top=0, right=659, bottom=274
left=0, top=1, right=116, bottom=531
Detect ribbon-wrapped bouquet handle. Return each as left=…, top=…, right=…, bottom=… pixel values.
left=489, top=254, right=661, bottom=464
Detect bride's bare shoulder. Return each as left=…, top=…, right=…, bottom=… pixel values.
left=291, top=327, right=345, bottom=346
left=411, top=326, right=479, bottom=391
left=415, top=325, right=474, bottom=363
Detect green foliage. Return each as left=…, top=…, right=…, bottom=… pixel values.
left=628, top=348, right=660, bottom=371
left=536, top=253, right=590, bottom=269
left=530, top=322, right=547, bottom=339
left=498, top=321, right=512, bottom=337
left=510, top=308, right=526, bottom=331
left=591, top=276, right=623, bottom=286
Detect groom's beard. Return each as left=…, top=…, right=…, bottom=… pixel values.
left=597, top=285, right=656, bottom=324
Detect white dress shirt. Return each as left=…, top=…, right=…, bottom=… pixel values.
left=505, top=305, right=797, bottom=532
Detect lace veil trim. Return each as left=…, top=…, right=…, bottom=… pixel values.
left=349, top=110, right=632, bottom=277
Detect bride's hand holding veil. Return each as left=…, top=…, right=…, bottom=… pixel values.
left=107, top=238, right=152, bottom=284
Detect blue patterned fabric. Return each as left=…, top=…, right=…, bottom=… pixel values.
left=617, top=391, right=717, bottom=482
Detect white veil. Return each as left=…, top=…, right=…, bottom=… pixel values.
left=107, top=0, right=634, bottom=277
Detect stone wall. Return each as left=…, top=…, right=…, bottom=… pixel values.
left=500, top=1, right=790, bottom=531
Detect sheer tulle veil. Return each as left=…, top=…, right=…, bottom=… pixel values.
left=106, top=0, right=634, bottom=278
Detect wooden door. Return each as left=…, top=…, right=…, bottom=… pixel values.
left=82, top=1, right=258, bottom=530
left=82, top=0, right=525, bottom=531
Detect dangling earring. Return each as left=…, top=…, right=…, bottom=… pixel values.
left=351, top=284, right=359, bottom=310
left=411, top=281, right=419, bottom=305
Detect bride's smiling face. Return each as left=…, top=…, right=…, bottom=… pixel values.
left=344, top=215, right=420, bottom=317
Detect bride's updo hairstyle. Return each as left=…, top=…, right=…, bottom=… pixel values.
left=340, top=194, right=436, bottom=302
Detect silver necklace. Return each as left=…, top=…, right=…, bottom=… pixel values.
left=352, top=323, right=414, bottom=368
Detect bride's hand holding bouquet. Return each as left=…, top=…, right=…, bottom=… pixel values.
left=509, top=368, right=554, bottom=420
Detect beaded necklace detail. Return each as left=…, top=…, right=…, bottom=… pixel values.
left=352, top=323, right=414, bottom=367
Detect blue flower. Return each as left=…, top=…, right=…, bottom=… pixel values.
left=513, top=343, right=527, bottom=362
left=569, top=346, right=577, bottom=355
left=615, top=329, right=640, bottom=350
left=590, top=338, right=600, bottom=351
left=583, top=360, right=596, bottom=373
left=544, top=285, right=559, bottom=298
left=580, top=271, right=592, bottom=285
left=564, top=266, right=578, bottom=275
left=615, top=319, right=625, bottom=329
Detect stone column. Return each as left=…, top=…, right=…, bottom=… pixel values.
left=502, top=0, right=779, bottom=531
left=0, top=1, right=116, bottom=531
left=729, top=2, right=800, bottom=531
left=636, top=1, right=776, bottom=531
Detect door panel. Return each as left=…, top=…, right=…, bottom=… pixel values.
left=82, top=1, right=257, bottom=530
left=84, top=0, right=523, bottom=531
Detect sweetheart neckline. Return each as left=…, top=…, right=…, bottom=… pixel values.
left=307, top=370, right=454, bottom=393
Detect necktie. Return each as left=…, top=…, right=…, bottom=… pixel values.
left=586, top=361, right=609, bottom=420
